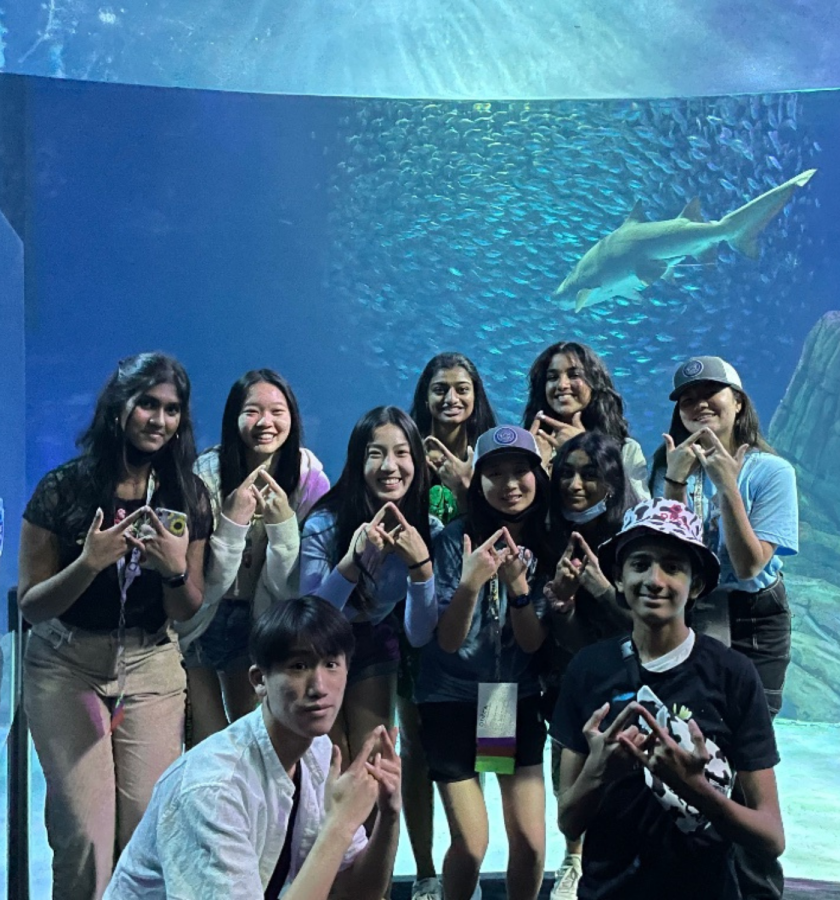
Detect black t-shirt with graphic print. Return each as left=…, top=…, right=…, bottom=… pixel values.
left=24, top=459, right=212, bottom=633
left=550, top=634, right=778, bottom=900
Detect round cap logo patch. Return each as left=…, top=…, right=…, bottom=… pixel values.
left=682, top=359, right=703, bottom=377
left=493, top=427, right=518, bottom=445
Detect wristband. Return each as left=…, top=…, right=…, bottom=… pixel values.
left=509, top=592, right=532, bottom=609
left=162, top=570, right=189, bottom=588
left=408, top=557, right=432, bottom=570
left=664, top=476, right=688, bottom=488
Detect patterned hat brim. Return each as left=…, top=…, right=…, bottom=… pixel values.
left=597, top=524, right=721, bottom=598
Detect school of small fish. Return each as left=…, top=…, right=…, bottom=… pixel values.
left=325, top=93, right=823, bottom=447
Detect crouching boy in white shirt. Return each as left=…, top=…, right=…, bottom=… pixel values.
left=106, top=595, right=401, bottom=900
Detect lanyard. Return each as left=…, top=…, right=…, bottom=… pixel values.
left=111, top=472, right=156, bottom=731
left=691, top=469, right=705, bottom=525
left=488, top=574, right=502, bottom=683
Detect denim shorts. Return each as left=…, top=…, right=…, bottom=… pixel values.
left=181, top=599, right=252, bottom=673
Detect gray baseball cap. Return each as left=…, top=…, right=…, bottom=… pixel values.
left=669, top=356, right=742, bottom=401
left=473, top=425, right=542, bottom=468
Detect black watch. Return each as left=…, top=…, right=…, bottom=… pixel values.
left=162, top=570, right=189, bottom=589
left=509, top=592, right=532, bottom=609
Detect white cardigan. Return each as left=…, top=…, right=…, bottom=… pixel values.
left=175, top=446, right=330, bottom=649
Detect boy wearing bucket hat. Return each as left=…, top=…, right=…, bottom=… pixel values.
left=550, top=498, right=784, bottom=899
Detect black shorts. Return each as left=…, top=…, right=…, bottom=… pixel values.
left=417, top=693, right=546, bottom=783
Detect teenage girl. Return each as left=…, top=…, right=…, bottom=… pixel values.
left=19, top=352, right=211, bottom=899
left=178, top=368, right=329, bottom=744
left=300, top=406, right=440, bottom=774
left=522, top=341, right=649, bottom=501
left=542, top=431, right=632, bottom=900
left=410, top=351, right=497, bottom=524
left=415, top=425, right=555, bottom=900
left=650, top=355, right=798, bottom=900
left=403, top=351, right=497, bottom=899
left=650, top=356, right=798, bottom=715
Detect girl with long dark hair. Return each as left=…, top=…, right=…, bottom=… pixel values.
left=178, top=368, right=330, bottom=744
left=649, top=356, right=797, bottom=713
left=410, top=351, right=497, bottom=524
left=405, top=351, right=497, bottom=899
left=415, top=425, right=555, bottom=900
left=522, top=341, right=649, bottom=502
left=19, top=352, right=212, bottom=899
left=542, top=432, right=633, bottom=900
left=650, top=355, right=798, bottom=900
left=546, top=431, right=632, bottom=649
left=300, top=406, right=440, bottom=772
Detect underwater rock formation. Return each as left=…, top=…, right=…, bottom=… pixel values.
left=769, top=311, right=840, bottom=583
left=770, top=310, right=840, bottom=517
left=784, top=576, right=840, bottom=722
left=769, top=311, right=840, bottom=722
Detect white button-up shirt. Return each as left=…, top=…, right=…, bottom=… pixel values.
left=105, top=708, right=367, bottom=899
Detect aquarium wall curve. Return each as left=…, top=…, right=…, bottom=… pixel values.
left=2, top=72, right=840, bottom=885
left=2, top=0, right=840, bottom=99
left=0, top=200, right=24, bottom=623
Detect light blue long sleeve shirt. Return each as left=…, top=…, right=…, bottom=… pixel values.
left=300, top=509, right=443, bottom=648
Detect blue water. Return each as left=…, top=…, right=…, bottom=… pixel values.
left=2, top=0, right=840, bottom=98
left=11, top=82, right=839, bottom=482
left=2, top=66, right=840, bottom=892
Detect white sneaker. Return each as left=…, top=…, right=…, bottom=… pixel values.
left=412, top=876, right=442, bottom=900
left=550, top=853, right=582, bottom=900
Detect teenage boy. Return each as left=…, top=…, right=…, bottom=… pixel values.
left=105, top=595, right=401, bottom=900
left=551, top=498, right=784, bottom=899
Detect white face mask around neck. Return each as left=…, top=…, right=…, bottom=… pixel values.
left=562, top=497, right=608, bottom=524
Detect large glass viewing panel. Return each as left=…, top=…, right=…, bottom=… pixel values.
left=2, top=1, right=840, bottom=889
left=1, top=0, right=839, bottom=98
left=4, top=76, right=838, bottom=890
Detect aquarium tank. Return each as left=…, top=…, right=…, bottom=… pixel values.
left=1, top=0, right=839, bottom=893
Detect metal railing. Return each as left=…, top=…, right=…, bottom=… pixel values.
left=7, top=587, right=30, bottom=900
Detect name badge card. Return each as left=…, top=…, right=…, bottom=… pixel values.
left=475, top=682, right=517, bottom=775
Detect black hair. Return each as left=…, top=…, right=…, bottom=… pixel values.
left=549, top=432, right=629, bottom=545
left=249, top=595, right=355, bottom=670
left=614, top=533, right=707, bottom=608
left=649, top=384, right=775, bottom=491
left=307, top=406, right=431, bottom=608
left=410, top=352, right=497, bottom=447
left=466, top=445, right=555, bottom=576
left=522, top=341, right=630, bottom=443
left=68, top=352, right=201, bottom=535
left=218, top=368, right=303, bottom=499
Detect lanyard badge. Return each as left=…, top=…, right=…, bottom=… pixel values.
left=475, top=575, right=518, bottom=775
left=111, top=472, right=156, bottom=732
left=476, top=682, right=518, bottom=775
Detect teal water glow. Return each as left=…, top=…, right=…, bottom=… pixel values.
left=2, top=0, right=840, bottom=97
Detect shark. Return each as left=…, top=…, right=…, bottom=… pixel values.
left=554, top=168, right=817, bottom=312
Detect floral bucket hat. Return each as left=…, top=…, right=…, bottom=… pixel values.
left=597, top=497, right=720, bottom=597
